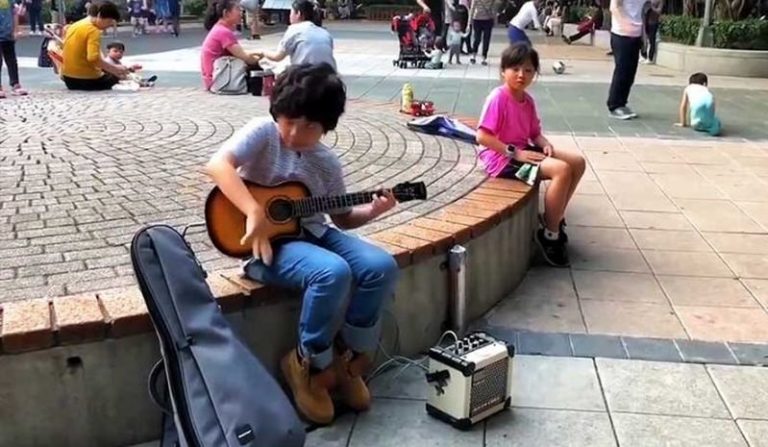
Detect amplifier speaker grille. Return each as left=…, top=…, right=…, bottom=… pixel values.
left=469, top=357, right=509, bottom=417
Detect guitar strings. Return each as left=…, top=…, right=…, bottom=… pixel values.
left=291, top=189, right=419, bottom=217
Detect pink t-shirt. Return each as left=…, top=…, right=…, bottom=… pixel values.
left=200, top=23, right=239, bottom=90
left=477, top=86, right=542, bottom=177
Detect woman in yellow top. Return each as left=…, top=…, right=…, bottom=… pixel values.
left=61, top=1, right=128, bottom=90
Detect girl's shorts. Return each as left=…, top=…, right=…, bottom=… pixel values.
left=497, top=144, right=543, bottom=179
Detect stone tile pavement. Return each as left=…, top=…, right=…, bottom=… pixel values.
left=486, top=134, right=768, bottom=343
left=131, top=355, right=768, bottom=447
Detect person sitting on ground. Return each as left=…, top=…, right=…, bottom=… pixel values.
left=676, top=72, right=721, bottom=136
left=200, top=0, right=261, bottom=92
left=104, top=41, right=158, bottom=87
left=425, top=35, right=447, bottom=69
left=475, top=43, right=585, bottom=267
left=543, top=1, right=562, bottom=36
left=563, top=0, right=603, bottom=44
left=539, top=0, right=552, bottom=28
left=254, top=0, right=336, bottom=70
left=60, top=1, right=129, bottom=90
left=205, top=63, right=400, bottom=425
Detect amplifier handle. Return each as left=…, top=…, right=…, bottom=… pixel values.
left=425, top=369, right=450, bottom=395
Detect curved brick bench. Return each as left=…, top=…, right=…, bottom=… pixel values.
left=0, top=111, right=537, bottom=446
left=0, top=178, right=535, bottom=352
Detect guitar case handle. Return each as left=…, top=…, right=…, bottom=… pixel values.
left=148, top=359, right=174, bottom=416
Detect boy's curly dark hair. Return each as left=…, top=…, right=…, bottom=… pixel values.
left=269, top=63, right=346, bottom=133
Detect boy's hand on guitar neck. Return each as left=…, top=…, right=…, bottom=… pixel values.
left=369, top=190, right=397, bottom=219
left=241, top=207, right=274, bottom=265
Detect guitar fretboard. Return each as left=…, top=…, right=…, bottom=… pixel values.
left=292, top=191, right=382, bottom=217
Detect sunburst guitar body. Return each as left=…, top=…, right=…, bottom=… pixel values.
left=205, top=180, right=428, bottom=258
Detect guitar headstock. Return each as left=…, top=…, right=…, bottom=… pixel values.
left=392, top=181, right=427, bottom=202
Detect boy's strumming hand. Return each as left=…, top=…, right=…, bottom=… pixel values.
left=369, top=190, right=397, bottom=219
left=541, top=143, right=554, bottom=156
left=241, top=207, right=273, bottom=265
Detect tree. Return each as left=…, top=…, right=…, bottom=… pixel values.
left=684, top=0, right=697, bottom=16
left=715, top=0, right=758, bottom=18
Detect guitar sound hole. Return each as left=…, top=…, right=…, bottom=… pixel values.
left=268, top=199, right=294, bottom=223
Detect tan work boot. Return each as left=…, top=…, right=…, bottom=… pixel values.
left=334, top=350, right=373, bottom=412
left=280, top=349, right=336, bottom=425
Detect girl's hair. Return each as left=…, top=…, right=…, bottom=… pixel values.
left=204, top=0, right=239, bottom=31
left=500, top=43, right=540, bottom=73
left=292, top=0, right=317, bottom=22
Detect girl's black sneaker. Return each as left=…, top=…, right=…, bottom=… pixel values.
left=535, top=229, right=570, bottom=267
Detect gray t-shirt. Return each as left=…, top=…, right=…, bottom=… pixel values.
left=278, top=21, right=337, bottom=70
left=217, top=117, right=347, bottom=237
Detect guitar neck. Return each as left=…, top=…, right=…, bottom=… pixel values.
left=292, top=191, right=381, bottom=217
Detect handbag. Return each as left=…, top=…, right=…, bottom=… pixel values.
left=38, top=37, right=53, bottom=68
left=210, top=56, right=249, bottom=95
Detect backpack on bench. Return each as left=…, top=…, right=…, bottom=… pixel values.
left=130, top=224, right=305, bottom=447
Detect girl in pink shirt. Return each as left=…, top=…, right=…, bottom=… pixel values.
left=476, top=43, right=585, bottom=267
left=200, top=0, right=261, bottom=91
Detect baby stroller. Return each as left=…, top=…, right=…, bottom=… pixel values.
left=391, top=12, right=435, bottom=69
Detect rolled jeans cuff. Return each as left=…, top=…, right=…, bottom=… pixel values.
left=341, top=318, right=381, bottom=354
left=300, top=343, right=335, bottom=370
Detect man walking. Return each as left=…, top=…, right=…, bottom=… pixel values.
left=607, top=0, right=644, bottom=120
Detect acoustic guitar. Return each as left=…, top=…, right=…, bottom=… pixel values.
left=205, top=180, right=428, bottom=258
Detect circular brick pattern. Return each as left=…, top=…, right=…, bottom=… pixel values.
left=0, top=89, right=485, bottom=302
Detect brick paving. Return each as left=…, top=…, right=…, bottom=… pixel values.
left=0, top=90, right=484, bottom=302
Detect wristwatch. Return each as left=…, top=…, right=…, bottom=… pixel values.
left=506, top=145, right=516, bottom=156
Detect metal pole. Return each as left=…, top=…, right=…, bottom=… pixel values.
left=448, top=245, right=468, bottom=338
left=696, top=0, right=714, bottom=47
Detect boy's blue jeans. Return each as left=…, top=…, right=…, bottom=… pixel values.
left=244, top=228, right=399, bottom=370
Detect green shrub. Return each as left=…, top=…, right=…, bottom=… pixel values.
left=661, top=15, right=768, bottom=50
left=186, top=0, right=209, bottom=17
